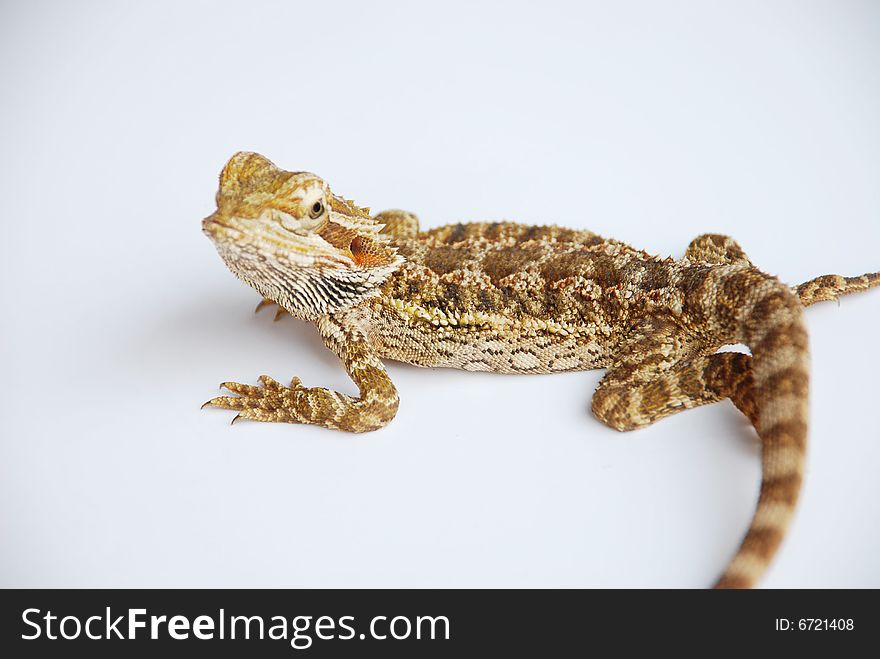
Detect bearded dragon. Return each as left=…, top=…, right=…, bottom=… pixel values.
left=201, top=152, right=878, bottom=588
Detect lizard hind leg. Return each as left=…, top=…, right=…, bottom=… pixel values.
left=685, top=234, right=753, bottom=266
left=595, top=275, right=810, bottom=590
left=592, top=350, right=758, bottom=432
left=591, top=315, right=706, bottom=431
left=591, top=313, right=757, bottom=431
left=794, top=271, right=880, bottom=307
left=685, top=235, right=880, bottom=306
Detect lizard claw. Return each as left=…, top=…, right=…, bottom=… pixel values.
left=253, top=297, right=289, bottom=321
left=202, top=376, right=306, bottom=424
left=254, top=298, right=275, bottom=314
left=220, top=381, right=263, bottom=397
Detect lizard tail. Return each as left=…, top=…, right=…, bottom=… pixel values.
left=712, top=269, right=811, bottom=588
left=795, top=271, right=880, bottom=307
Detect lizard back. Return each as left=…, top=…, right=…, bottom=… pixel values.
left=367, top=222, right=682, bottom=373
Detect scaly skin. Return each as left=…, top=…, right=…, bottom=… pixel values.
left=202, top=152, right=879, bottom=588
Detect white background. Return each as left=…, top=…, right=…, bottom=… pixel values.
left=1, top=0, right=878, bottom=588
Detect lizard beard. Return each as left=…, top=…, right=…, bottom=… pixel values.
left=221, top=249, right=399, bottom=320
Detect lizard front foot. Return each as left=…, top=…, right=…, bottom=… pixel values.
left=203, top=375, right=307, bottom=424
left=254, top=298, right=289, bottom=322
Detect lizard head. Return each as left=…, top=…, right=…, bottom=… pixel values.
left=203, top=152, right=403, bottom=319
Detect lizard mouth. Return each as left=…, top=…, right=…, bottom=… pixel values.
left=202, top=213, right=242, bottom=239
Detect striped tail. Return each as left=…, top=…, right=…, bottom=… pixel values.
left=713, top=270, right=811, bottom=588
left=795, top=272, right=880, bottom=307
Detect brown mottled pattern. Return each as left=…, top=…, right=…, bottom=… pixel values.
left=795, top=272, right=880, bottom=306
left=423, top=221, right=603, bottom=246
left=202, top=153, right=880, bottom=588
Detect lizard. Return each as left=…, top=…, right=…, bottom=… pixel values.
left=201, top=151, right=879, bottom=588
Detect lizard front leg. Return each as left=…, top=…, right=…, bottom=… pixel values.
left=203, top=314, right=399, bottom=433
left=373, top=209, right=420, bottom=240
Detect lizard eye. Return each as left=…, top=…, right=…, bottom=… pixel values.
left=308, top=200, right=325, bottom=219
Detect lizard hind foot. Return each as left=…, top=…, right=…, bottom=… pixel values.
left=795, top=271, right=880, bottom=307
